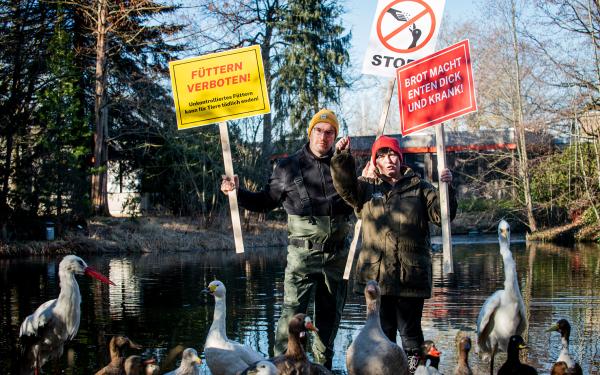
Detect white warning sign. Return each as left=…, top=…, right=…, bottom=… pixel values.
left=362, top=0, right=446, bottom=78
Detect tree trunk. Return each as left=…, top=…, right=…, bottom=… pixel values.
left=510, top=0, right=537, bottom=231
left=260, top=5, right=276, bottom=180
left=261, top=44, right=273, bottom=179
left=0, top=133, right=13, bottom=215
left=91, top=0, right=110, bottom=216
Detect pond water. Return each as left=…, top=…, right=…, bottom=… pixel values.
left=1, top=235, right=599, bottom=374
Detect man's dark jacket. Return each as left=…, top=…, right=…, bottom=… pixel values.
left=238, top=144, right=353, bottom=219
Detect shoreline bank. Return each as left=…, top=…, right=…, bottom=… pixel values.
left=1, top=214, right=597, bottom=257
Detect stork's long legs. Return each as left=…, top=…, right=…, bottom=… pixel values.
left=34, top=351, right=40, bottom=375
left=490, top=344, right=497, bottom=375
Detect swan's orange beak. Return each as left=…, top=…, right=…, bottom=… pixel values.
left=84, top=267, right=115, bottom=286
left=428, top=346, right=442, bottom=357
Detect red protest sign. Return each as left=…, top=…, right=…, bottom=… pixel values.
left=396, top=39, right=477, bottom=135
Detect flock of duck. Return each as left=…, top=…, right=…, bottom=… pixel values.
left=17, top=220, right=583, bottom=374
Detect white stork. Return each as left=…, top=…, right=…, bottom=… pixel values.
left=476, top=220, right=527, bottom=375
left=19, top=255, right=114, bottom=374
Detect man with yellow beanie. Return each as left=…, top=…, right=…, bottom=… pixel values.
left=221, top=108, right=352, bottom=369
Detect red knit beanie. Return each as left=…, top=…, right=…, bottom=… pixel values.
left=371, top=136, right=403, bottom=166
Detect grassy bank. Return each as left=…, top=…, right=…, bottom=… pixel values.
left=0, top=216, right=288, bottom=257
left=2, top=208, right=598, bottom=257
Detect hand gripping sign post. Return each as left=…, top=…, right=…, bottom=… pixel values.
left=344, top=0, right=445, bottom=280
left=396, top=39, right=477, bottom=274
left=169, top=45, right=271, bottom=253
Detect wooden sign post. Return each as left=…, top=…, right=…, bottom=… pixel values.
left=435, top=123, right=452, bottom=273
left=219, top=122, right=244, bottom=253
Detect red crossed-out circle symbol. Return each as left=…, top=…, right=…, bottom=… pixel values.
left=376, top=0, right=437, bottom=54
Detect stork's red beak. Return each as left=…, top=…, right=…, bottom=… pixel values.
left=85, top=267, right=115, bottom=285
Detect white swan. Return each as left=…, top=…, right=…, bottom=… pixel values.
left=203, top=280, right=264, bottom=375
left=476, top=220, right=527, bottom=375
left=346, top=280, right=409, bottom=375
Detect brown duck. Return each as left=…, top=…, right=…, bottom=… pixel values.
left=453, top=331, right=473, bottom=375
left=95, top=335, right=142, bottom=375
left=270, top=313, right=332, bottom=375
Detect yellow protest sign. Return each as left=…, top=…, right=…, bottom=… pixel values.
left=169, top=45, right=271, bottom=129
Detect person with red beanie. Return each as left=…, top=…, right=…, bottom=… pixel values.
left=331, top=135, right=456, bottom=373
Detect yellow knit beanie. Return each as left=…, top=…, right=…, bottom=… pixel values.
left=308, top=109, right=339, bottom=137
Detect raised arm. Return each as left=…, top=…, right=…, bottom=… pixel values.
left=331, top=137, right=363, bottom=209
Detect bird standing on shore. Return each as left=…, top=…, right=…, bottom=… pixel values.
left=19, top=255, right=114, bottom=375
left=476, top=220, right=527, bottom=375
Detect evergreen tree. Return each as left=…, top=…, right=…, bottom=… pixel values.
left=273, top=0, right=351, bottom=137
left=35, top=13, right=91, bottom=220
left=0, top=0, right=57, bottom=238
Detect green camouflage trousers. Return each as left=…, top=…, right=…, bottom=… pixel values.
left=274, top=215, right=350, bottom=368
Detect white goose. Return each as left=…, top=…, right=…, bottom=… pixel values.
left=476, top=220, right=527, bottom=375
left=203, top=280, right=264, bottom=375
left=346, top=280, right=409, bottom=375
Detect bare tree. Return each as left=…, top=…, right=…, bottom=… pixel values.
left=61, top=0, right=180, bottom=215
left=191, top=0, right=284, bottom=179
left=509, top=0, right=537, bottom=231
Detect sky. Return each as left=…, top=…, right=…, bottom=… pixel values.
left=339, top=1, right=481, bottom=135
left=344, top=1, right=479, bottom=71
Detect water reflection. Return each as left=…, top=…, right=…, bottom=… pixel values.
left=0, top=240, right=599, bottom=374
left=109, top=258, right=142, bottom=320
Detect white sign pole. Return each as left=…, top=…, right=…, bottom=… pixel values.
left=344, top=78, right=396, bottom=280
left=435, top=123, right=453, bottom=274
left=219, top=121, right=245, bottom=253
